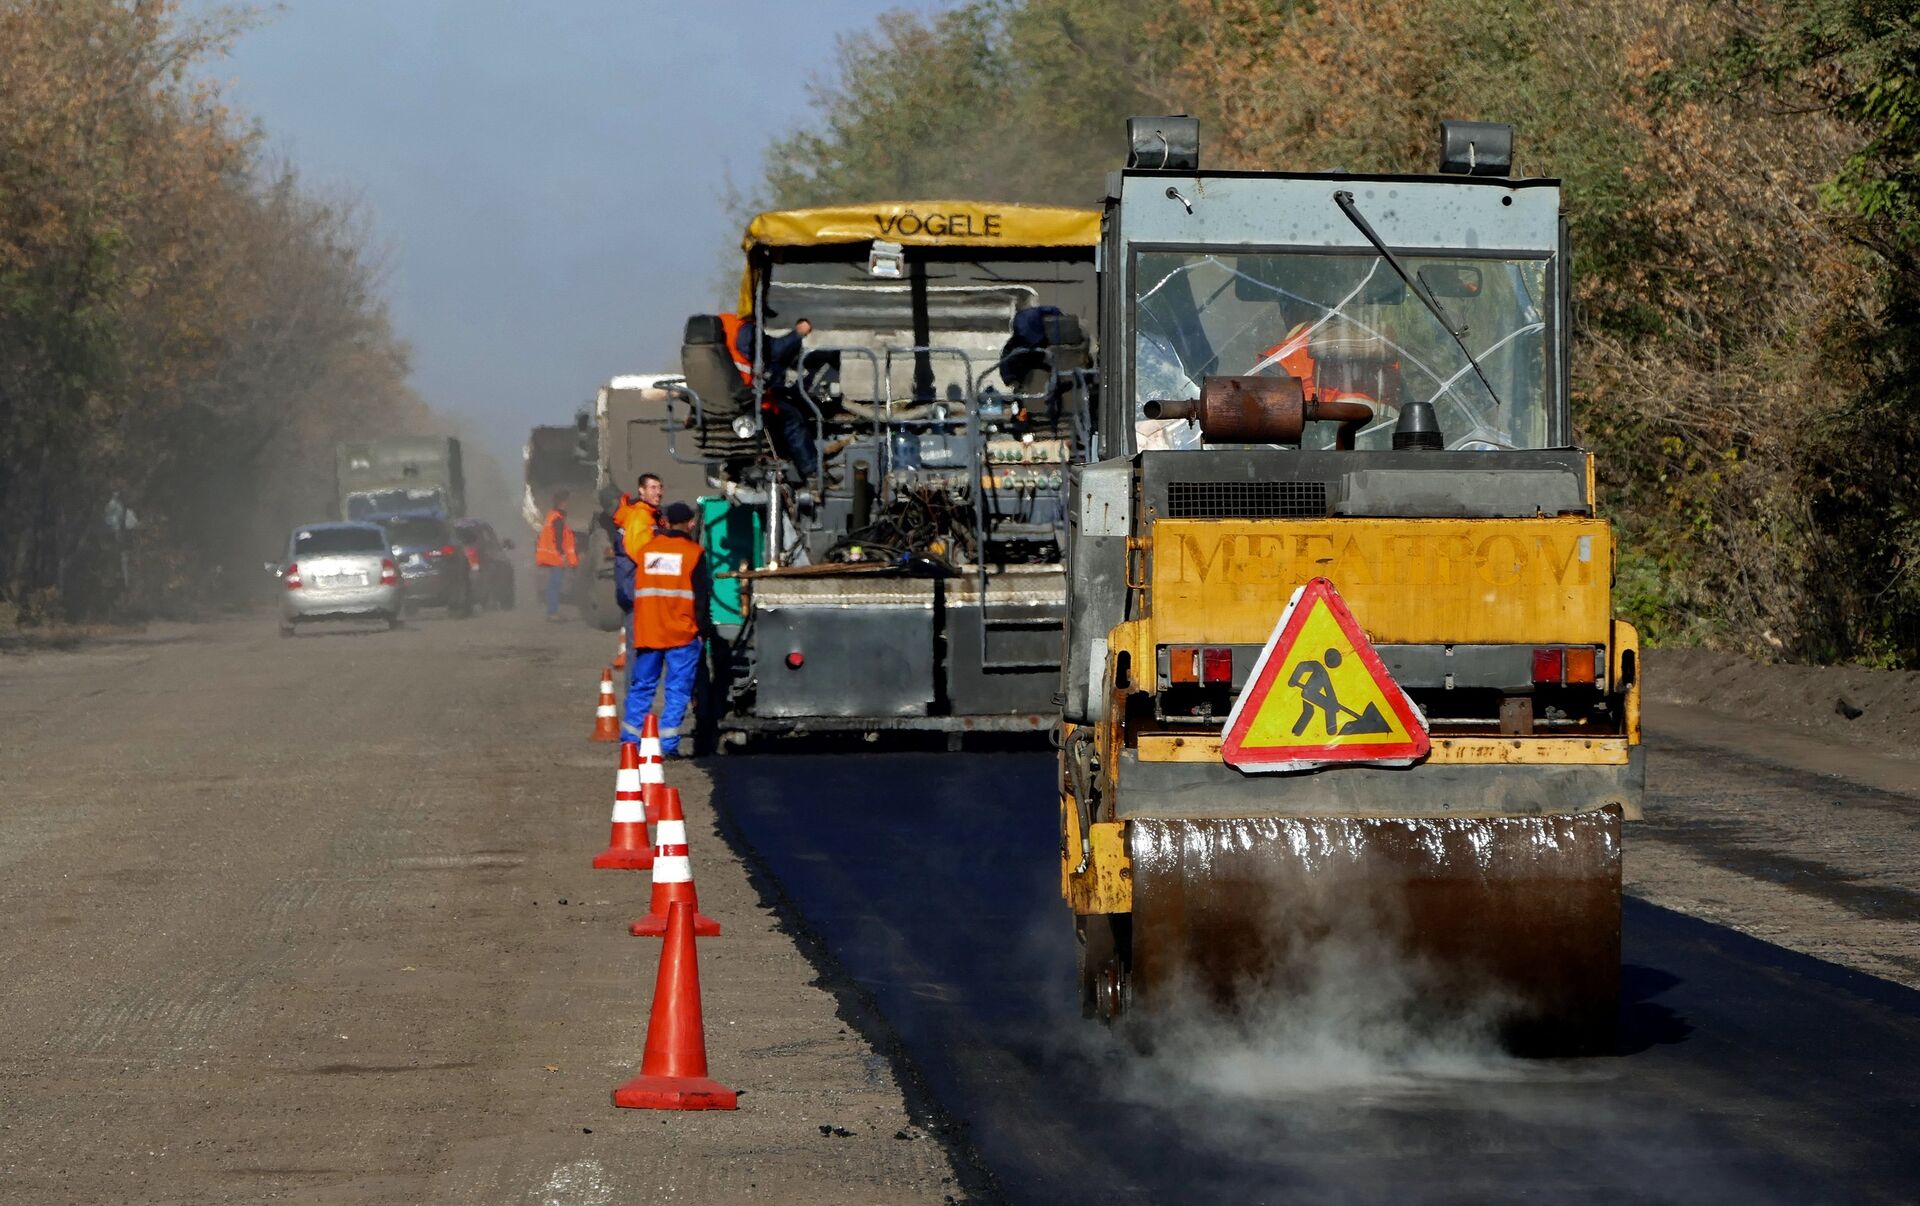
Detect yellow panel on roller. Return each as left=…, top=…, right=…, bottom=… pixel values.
left=1135, top=733, right=1631, bottom=765
left=1147, top=517, right=1614, bottom=646
left=1063, top=822, right=1132, bottom=915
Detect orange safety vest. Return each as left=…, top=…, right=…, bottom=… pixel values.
left=621, top=499, right=658, bottom=562
left=718, top=312, right=753, bottom=385
left=631, top=532, right=703, bottom=649
left=535, top=509, right=577, bottom=568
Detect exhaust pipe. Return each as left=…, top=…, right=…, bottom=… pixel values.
left=1145, top=375, right=1373, bottom=449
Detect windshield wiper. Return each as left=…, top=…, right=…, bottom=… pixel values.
left=1332, top=190, right=1505, bottom=409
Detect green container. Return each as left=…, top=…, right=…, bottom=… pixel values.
left=698, top=496, right=761, bottom=626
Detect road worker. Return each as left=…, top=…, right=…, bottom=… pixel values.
left=624, top=501, right=711, bottom=755
left=733, top=313, right=819, bottom=479
left=534, top=489, right=578, bottom=621
left=613, top=472, right=663, bottom=614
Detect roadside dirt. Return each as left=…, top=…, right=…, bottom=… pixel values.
left=1644, top=647, right=1920, bottom=760
left=1629, top=648, right=1920, bottom=992
left=0, top=600, right=957, bottom=1204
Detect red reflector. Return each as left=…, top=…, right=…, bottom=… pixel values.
left=785, top=651, right=804, bottom=669
left=284, top=562, right=302, bottom=590
left=1565, top=646, right=1598, bottom=685
left=380, top=559, right=398, bottom=586
left=1531, top=647, right=1564, bottom=685
left=1167, top=646, right=1200, bottom=684
left=1202, top=647, right=1233, bottom=684
left=438, top=544, right=456, bottom=557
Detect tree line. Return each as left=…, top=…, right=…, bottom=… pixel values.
left=753, top=0, right=1920, bottom=667
left=0, top=0, right=434, bottom=625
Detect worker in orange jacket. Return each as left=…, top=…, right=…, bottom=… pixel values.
left=535, top=489, right=579, bottom=621
left=623, top=501, right=710, bottom=754
left=610, top=473, right=662, bottom=633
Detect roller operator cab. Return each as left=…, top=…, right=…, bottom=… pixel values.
left=1061, top=118, right=1642, bottom=1052
left=664, top=203, right=1100, bottom=745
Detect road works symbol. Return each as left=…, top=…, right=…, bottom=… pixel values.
left=1220, top=576, right=1429, bottom=773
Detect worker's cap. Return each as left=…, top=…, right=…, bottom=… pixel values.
left=663, top=502, right=696, bottom=524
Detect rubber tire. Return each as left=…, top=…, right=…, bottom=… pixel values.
left=582, top=527, right=622, bottom=632
left=386, top=613, right=403, bottom=631
left=1077, top=913, right=1131, bottom=1023
left=451, top=586, right=474, bottom=619
left=278, top=623, right=296, bottom=639
left=404, top=601, right=422, bottom=617
left=497, top=571, right=516, bottom=611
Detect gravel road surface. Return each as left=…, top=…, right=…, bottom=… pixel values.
left=0, top=604, right=957, bottom=1204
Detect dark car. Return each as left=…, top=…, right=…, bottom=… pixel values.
left=375, top=513, right=473, bottom=618
left=453, top=519, right=516, bottom=610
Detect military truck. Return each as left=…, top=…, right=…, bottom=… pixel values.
left=335, top=437, right=465, bottom=522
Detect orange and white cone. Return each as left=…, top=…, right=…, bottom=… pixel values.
left=592, top=741, right=653, bottom=870
left=630, top=787, right=720, bottom=937
left=613, top=900, right=737, bottom=1110
left=590, top=665, right=620, bottom=742
left=613, top=631, right=627, bottom=670
left=636, top=714, right=666, bottom=824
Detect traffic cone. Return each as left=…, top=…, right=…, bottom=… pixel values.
left=613, top=900, right=738, bottom=1110
left=592, top=741, right=654, bottom=870
left=636, top=714, right=666, bottom=824
left=630, top=787, right=720, bottom=937
left=590, top=665, right=620, bottom=742
left=613, top=624, right=627, bottom=670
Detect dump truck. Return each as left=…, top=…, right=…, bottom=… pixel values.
left=664, top=202, right=1099, bottom=746
left=1060, top=118, right=1641, bottom=1052
left=522, top=414, right=597, bottom=539
left=580, top=375, right=710, bottom=631
left=335, top=436, right=465, bottom=521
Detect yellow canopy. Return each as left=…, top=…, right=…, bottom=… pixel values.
left=743, top=201, right=1100, bottom=252
left=737, top=201, right=1099, bottom=315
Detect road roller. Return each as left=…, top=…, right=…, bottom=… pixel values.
left=1059, top=117, right=1641, bottom=1052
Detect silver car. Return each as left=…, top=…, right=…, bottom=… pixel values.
left=270, top=522, right=402, bottom=637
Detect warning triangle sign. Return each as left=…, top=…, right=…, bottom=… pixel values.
left=1220, top=577, right=1429, bottom=773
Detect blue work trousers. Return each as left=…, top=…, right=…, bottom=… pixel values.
left=625, top=640, right=701, bottom=753
left=545, top=566, right=567, bottom=617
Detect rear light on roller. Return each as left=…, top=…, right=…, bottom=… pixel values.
left=380, top=559, right=398, bottom=586
left=283, top=563, right=302, bottom=590
left=1201, top=647, right=1234, bottom=685
left=1530, top=647, right=1564, bottom=686
left=1168, top=647, right=1200, bottom=684
left=1168, top=646, right=1234, bottom=685
left=1564, top=646, right=1598, bottom=685
left=1532, top=646, right=1601, bottom=686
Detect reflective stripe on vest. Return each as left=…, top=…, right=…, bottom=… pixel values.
left=631, top=533, right=702, bottom=648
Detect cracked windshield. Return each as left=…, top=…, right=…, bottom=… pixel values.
left=1133, top=250, right=1552, bottom=451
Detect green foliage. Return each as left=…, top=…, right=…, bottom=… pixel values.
left=0, top=0, right=431, bottom=622
left=757, top=0, right=1920, bottom=666
left=758, top=0, right=1181, bottom=209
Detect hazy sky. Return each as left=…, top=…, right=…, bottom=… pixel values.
left=198, top=1, right=904, bottom=469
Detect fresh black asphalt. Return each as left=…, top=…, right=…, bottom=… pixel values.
left=710, top=750, right=1920, bottom=1205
